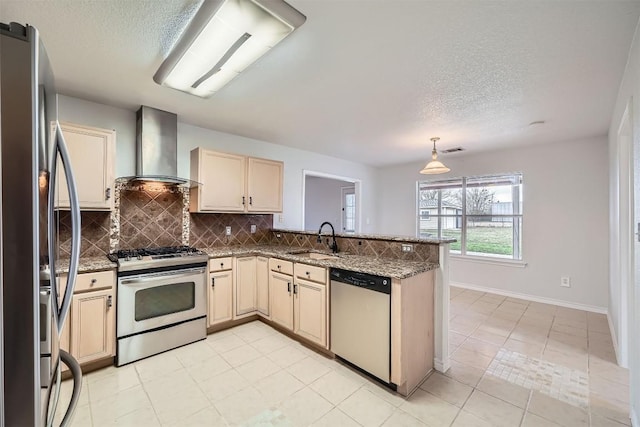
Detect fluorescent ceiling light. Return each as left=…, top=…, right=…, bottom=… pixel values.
left=154, top=0, right=306, bottom=98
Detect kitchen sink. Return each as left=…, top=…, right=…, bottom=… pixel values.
left=293, top=252, right=340, bottom=260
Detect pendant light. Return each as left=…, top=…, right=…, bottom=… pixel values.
left=420, top=137, right=450, bottom=174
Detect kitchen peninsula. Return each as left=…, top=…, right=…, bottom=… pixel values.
left=61, top=226, right=453, bottom=397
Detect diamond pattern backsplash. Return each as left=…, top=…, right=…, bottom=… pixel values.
left=271, top=231, right=440, bottom=263
left=58, top=211, right=111, bottom=257
left=119, top=188, right=184, bottom=249
left=190, top=213, right=273, bottom=248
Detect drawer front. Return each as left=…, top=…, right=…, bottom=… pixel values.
left=74, top=270, right=115, bottom=292
left=210, top=257, right=233, bottom=272
left=269, top=258, right=293, bottom=276
left=294, top=263, right=326, bottom=284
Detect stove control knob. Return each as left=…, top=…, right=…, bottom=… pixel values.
left=125, top=255, right=131, bottom=261
left=137, top=254, right=143, bottom=260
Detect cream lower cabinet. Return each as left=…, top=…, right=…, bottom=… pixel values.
left=269, top=259, right=328, bottom=348
left=269, top=270, right=294, bottom=330
left=256, top=256, right=269, bottom=318
left=208, top=257, right=233, bottom=327
left=59, top=270, right=116, bottom=367
left=293, top=277, right=327, bottom=348
left=234, top=256, right=257, bottom=318
left=71, top=289, right=115, bottom=364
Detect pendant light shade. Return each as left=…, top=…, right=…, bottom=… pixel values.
left=420, top=137, right=450, bottom=175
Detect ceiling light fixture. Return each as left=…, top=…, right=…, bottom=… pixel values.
left=154, top=0, right=306, bottom=98
left=420, top=137, right=450, bottom=175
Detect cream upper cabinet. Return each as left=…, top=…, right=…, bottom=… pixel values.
left=247, top=157, right=283, bottom=212
left=269, top=270, right=294, bottom=330
left=190, top=149, right=245, bottom=212
left=70, top=288, right=115, bottom=365
left=55, top=122, right=115, bottom=210
left=256, top=256, right=269, bottom=318
left=234, top=256, right=257, bottom=318
left=190, top=148, right=283, bottom=213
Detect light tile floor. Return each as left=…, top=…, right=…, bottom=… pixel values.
left=54, top=286, right=630, bottom=426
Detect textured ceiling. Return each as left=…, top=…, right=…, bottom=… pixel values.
left=1, top=1, right=639, bottom=166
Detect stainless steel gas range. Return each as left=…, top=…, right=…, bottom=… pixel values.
left=110, top=246, right=208, bottom=366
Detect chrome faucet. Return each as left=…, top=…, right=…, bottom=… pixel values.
left=317, top=221, right=339, bottom=253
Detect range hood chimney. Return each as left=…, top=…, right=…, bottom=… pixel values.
left=117, top=106, right=197, bottom=186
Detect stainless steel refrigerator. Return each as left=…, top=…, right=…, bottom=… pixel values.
left=1, top=22, right=83, bottom=426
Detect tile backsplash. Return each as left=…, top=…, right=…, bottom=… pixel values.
left=271, top=231, right=440, bottom=263
left=190, top=213, right=272, bottom=248
left=118, top=187, right=186, bottom=249
left=58, top=211, right=111, bottom=257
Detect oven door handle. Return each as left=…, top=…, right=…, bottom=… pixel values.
left=120, top=269, right=205, bottom=286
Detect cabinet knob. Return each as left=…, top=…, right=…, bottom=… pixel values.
left=242, top=196, right=246, bottom=205
left=277, top=265, right=281, bottom=270
left=106, top=295, right=113, bottom=309
left=287, top=282, right=291, bottom=294
left=220, top=262, right=224, bottom=268
left=293, top=284, right=298, bottom=295
left=90, top=278, right=97, bottom=285
left=249, top=196, right=253, bottom=206
left=306, top=271, right=310, bottom=276
left=211, top=277, right=215, bottom=288
left=105, top=187, right=111, bottom=200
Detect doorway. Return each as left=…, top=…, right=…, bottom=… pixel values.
left=302, top=171, right=361, bottom=233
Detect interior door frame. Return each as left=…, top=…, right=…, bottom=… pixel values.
left=301, top=170, right=362, bottom=233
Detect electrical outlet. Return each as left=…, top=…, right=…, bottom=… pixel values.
left=225, top=226, right=231, bottom=236
left=402, top=244, right=414, bottom=252
left=278, top=214, right=284, bottom=223
left=250, top=224, right=257, bottom=234
left=560, top=276, right=571, bottom=288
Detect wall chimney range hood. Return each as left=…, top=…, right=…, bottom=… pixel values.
left=117, top=106, right=199, bottom=187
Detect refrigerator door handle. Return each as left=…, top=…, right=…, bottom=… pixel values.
left=53, top=123, right=81, bottom=332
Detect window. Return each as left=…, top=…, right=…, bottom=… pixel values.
left=341, top=187, right=356, bottom=233
left=417, top=173, right=523, bottom=260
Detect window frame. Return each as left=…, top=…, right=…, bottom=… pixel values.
left=416, top=173, right=523, bottom=261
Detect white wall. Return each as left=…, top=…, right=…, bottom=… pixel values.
left=304, top=177, right=351, bottom=231
left=608, top=16, right=640, bottom=424
left=57, top=95, right=379, bottom=232
left=377, top=137, right=609, bottom=310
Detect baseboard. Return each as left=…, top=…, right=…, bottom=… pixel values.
left=434, top=358, right=450, bottom=373
left=607, top=311, right=621, bottom=366
left=632, top=406, right=639, bottom=427
left=450, top=281, right=608, bottom=314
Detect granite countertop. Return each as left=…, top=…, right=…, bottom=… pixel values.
left=56, top=256, right=117, bottom=274
left=271, top=228, right=457, bottom=245
left=201, top=245, right=438, bottom=279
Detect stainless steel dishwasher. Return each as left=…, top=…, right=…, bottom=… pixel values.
left=330, top=268, right=392, bottom=385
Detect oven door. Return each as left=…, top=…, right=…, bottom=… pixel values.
left=117, top=267, right=206, bottom=338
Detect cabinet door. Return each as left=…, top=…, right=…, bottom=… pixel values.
left=235, top=257, right=257, bottom=317
left=256, top=256, right=269, bottom=317
left=70, top=289, right=115, bottom=364
left=269, top=271, right=293, bottom=330
left=55, top=122, right=115, bottom=210
left=196, top=149, right=246, bottom=211
left=208, top=270, right=233, bottom=326
left=247, top=157, right=283, bottom=213
left=294, top=278, right=327, bottom=348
